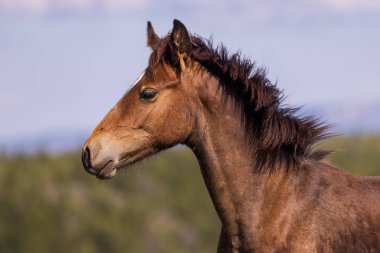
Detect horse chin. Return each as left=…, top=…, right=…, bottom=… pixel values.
left=95, top=161, right=117, bottom=180
left=115, top=146, right=159, bottom=172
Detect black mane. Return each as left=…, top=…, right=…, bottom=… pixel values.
left=148, top=34, right=331, bottom=172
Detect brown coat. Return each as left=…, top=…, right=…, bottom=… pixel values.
left=82, top=20, right=380, bottom=252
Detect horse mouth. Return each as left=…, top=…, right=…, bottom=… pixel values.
left=85, top=160, right=116, bottom=180
left=87, top=147, right=157, bottom=180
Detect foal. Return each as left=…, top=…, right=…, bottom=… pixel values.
left=82, top=20, right=380, bottom=252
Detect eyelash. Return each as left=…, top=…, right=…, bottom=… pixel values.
left=140, top=88, right=158, bottom=100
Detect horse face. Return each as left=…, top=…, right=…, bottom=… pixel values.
left=82, top=19, right=198, bottom=179
left=82, top=60, right=195, bottom=179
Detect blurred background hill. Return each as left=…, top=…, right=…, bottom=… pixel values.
left=1, top=0, right=379, bottom=252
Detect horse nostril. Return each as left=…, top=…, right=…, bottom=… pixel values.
left=82, top=147, right=92, bottom=169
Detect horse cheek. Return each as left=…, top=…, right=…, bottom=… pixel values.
left=155, top=106, right=192, bottom=147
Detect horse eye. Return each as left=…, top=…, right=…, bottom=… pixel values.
left=140, top=88, right=158, bottom=100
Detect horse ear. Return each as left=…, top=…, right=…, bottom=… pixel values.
left=170, top=19, right=192, bottom=54
left=147, top=21, right=159, bottom=49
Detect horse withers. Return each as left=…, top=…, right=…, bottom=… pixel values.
left=82, top=20, right=380, bottom=252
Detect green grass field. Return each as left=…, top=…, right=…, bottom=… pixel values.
left=0, top=135, right=379, bottom=253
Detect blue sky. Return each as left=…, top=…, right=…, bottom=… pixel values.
left=0, top=0, right=379, bottom=140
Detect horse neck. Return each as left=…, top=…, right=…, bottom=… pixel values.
left=184, top=72, right=298, bottom=248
